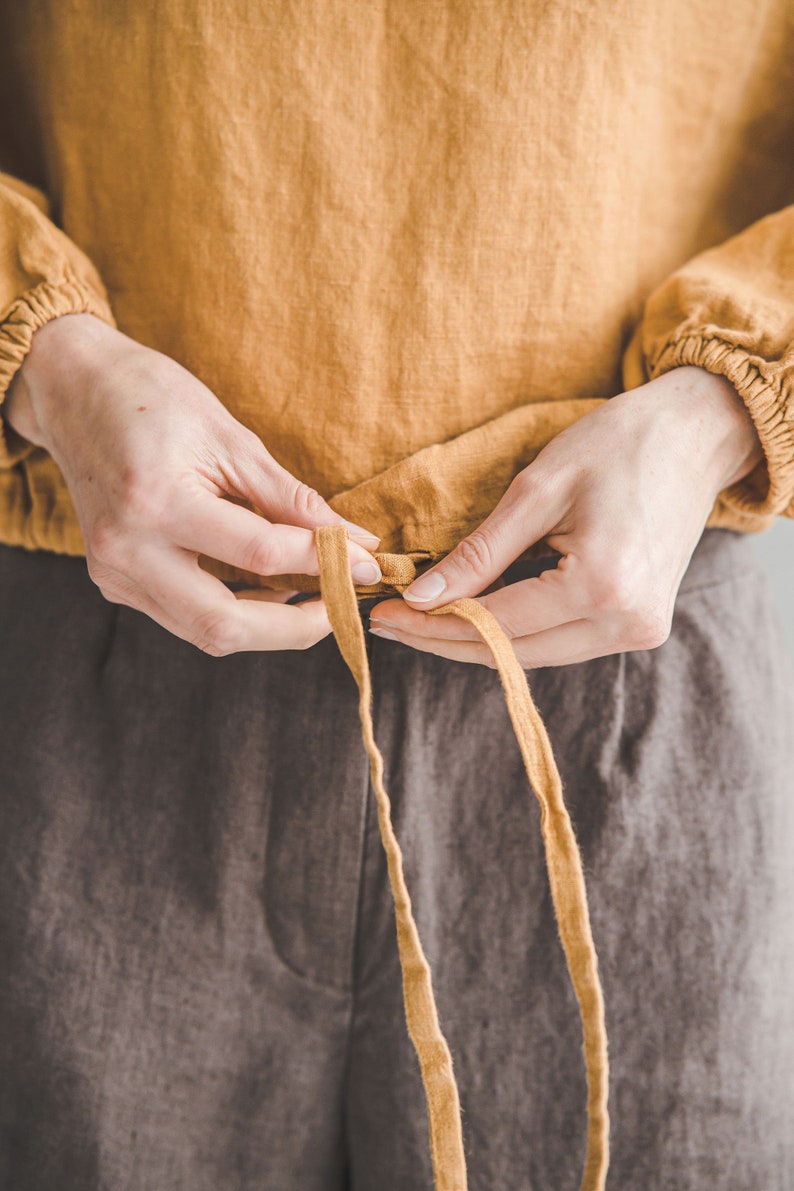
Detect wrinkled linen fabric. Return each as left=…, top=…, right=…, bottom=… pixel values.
left=0, top=530, right=792, bottom=1191
left=2, top=1, right=794, bottom=571
left=2, top=3, right=794, bottom=1188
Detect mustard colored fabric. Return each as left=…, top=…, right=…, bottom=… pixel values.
left=316, top=524, right=609, bottom=1191
left=1, top=5, right=793, bottom=1181
left=0, top=11, right=791, bottom=1187
left=316, top=525, right=468, bottom=1191
left=2, top=2, right=794, bottom=577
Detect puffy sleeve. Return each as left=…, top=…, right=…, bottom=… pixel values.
left=0, top=170, right=115, bottom=465
left=623, top=205, right=794, bottom=527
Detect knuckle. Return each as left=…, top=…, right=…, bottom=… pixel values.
left=85, top=557, right=130, bottom=606
left=294, top=615, right=331, bottom=651
left=235, top=424, right=270, bottom=463
left=584, top=552, right=672, bottom=651
left=116, top=470, right=167, bottom=528
left=491, top=608, right=525, bottom=641
left=190, top=610, right=245, bottom=657
left=283, top=604, right=327, bottom=652
left=289, top=482, right=327, bottom=522
left=588, top=561, right=640, bottom=615
left=452, top=530, right=497, bottom=577
left=294, top=626, right=324, bottom=651
left=507, top=463, right=559, bottom=513
left=626, top=607, right=671, bottom=651
left=589, top=576, right=619, bottom=614
left=86, top=558, right=110, bottom=591
left=508, top=467, right=541, bottom=503
left=100, top=589, right=128, bottom=607
left=88, top=520, right=125, bottom=568
left=240, top=533, right=282, bottom=576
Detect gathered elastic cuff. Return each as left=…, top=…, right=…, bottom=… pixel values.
left=649, top=332, right=794, bottom=522
left=0, top=271, right=115, bottom=467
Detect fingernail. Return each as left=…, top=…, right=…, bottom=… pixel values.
left=343, top=519, right=381, bottom=545
left=370, top=626, right=399, bottom=641
left=369, top=617, right=397, bottom=630
left=352, top=560, right=382, bottom=585
left=404, top=571, right=447, bottom=602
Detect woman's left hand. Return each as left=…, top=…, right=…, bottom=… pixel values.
left=369, top=366, right=763, bottom=669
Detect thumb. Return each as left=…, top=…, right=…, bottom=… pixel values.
left=402, top=473, right=554, bottom=607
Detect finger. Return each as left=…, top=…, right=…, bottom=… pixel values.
left=168, top=490, right=383, bottom=585
left=370, top=562, right=587, bottom=641
left=146, top=586, right=333, bottom=653
left=123, top=545, right=334, bottom=653
left=369, top=616, right=614, bottom=670
left=219, top=431, right=380, bottom=546
left=232, top=587, right=299, bottom=604
left=401, top=470, right=566, bottom=609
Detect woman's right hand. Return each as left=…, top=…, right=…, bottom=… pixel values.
left=3, top=312, right=382, bottom=654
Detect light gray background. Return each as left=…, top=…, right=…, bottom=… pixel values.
left=751, top=518, right=794, bottom=671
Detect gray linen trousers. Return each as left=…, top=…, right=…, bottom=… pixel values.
left=0, top=526, right=792, bottom=1190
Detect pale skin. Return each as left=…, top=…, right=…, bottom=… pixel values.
left=4, top=312, right=763, bottom=665
left=4, top=312, right=383, bottom=655
left=371, top=367, right=763, bottom=666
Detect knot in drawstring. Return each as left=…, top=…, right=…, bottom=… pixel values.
left=315, top=524, right=610, bottom=1191
left=355, top=551, right=418, bottom=593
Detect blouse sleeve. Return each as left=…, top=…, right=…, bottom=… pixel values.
left=624, top=204, right=794, bottom=525
left=0, top=170, right=115, bottom=466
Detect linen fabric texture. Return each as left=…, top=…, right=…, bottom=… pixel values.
left=2, top=2, right=794, bottom=1187
left=2, top=1, right=794, bottom=568
left=0, top=531, right=792, bottom=1190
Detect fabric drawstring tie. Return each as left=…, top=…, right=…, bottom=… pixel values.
left=316, top=524, right=610, bottom=1191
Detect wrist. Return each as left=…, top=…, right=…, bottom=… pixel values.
left=685, top=366, right=764, bottom=489
left=655, top=365, right=764, bottom=492
left=4, top=312, right=112, bottom=449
